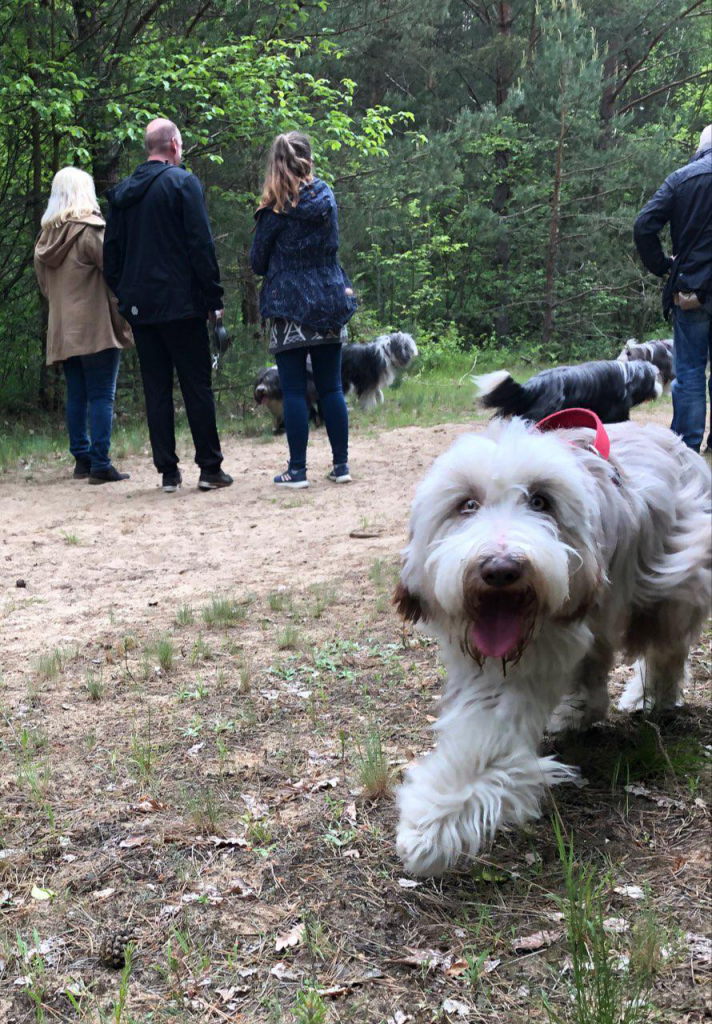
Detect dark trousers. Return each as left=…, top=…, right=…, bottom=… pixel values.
left=275, top=343, right=348, bottom=470
left=132, top=318, right=223, bottom=473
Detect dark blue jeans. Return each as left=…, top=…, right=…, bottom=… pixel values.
left=671, top=306, right=712, bottom=452
left=275, top=343, right=348, bottom=471
left=63, top=348, right=121, bottom=471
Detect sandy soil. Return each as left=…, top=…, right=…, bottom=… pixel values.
left=1, top=421, right=471, bottom=673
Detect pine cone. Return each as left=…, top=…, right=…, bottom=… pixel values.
left=98, top=926, right=137, bottom=969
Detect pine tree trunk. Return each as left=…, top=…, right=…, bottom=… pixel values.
left=542, top=99, right=567, bottom=346
left=493, top=1, right=514, bottom=343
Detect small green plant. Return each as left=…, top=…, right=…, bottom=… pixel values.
left=303, top=913, right=332, bottom=961
left=183, top=786, right=223, bottom=834
left=202, top=595, right=247, bottom=628
left=292, top=985, right=327, bottom=1024
left=544, top=818, right=652, bottom=1024
left=130, top=708, right=155, bottom=784
left=154, top=636, right=175, bottom=672
left=268, top=589, right=292, bottom=612
left=190, top=636, right=214, bottom=664
left=174, top=604, right=194, bottom=627
left=61, top=531, right=80, bottom=545
left=85, top=670, right=104, bottom=701
left=277, top=624, right=301, bottom=650
left=355, top=726, right=391, bottom=799
left=35, top=648, right=64, bottom=680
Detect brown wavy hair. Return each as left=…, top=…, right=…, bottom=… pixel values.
left=258, top=132, right=313, bottom=214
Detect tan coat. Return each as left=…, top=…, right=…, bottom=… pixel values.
left=34, top=214, right=133, bottom=366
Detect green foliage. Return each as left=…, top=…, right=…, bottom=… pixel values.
left=1, top=0, right=708, bottom=409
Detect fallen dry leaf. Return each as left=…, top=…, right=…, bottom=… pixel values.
left=686, top=933, right=712, bottom=964
left=118, top=835, right=149, bottom=849
left=30, top=885, right=55, bottom=901
left=511, top=928, right=564, bottom=952
left=602, top=917, right=629, bottom=934
left=317, top=985, right=349, bottom=998
left=207, top=835, right=248, bottom=849
left=442, top=997, right=471, bottom=1017
left=129, top=797, right=167, bottom=814
left=613, top=884, right=645, bottom=900
left=91, top=887, right=116, bottom=902
left=397, top=878, right=420, bottom=888
left=275, top=921, right=305, bottom=952
left=270, top=962, right=300, bottom=981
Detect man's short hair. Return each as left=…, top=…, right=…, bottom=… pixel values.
left=145, top=119, right=180, bottom=156
left=698, top=124, right=712, bottom=153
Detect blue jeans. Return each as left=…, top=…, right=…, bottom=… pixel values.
left=671, top=307, right=712, bottom=452
left=63, top=348, right=121, bottom=471
left=275, top=343, right=348, bottom=471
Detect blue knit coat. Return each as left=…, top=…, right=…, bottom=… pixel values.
left=250, top=178, right=357, bottom=333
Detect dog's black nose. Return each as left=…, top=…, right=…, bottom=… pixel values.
left=480, top=555, right=524, bottom=588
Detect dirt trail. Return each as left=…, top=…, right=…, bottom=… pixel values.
left=0, top=400, right=686, bottom=679
left=0, top=422, right=471, bottom=674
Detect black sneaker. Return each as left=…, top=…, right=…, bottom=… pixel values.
left=162, top=470, right=182, bottom=493
left=88, top=465, right=130, bottom=485
left=326, top=463, right=351, bottom=483
left=198, top=468, right=233, bottom=490
left=73, top=458, right=91, bottom=479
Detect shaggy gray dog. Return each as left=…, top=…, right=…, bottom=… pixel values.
left=394, top=417, right=710, bottom=876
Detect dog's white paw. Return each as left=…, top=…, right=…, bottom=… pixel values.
left=548, top=694, right=607, bottom=734
left=617, top=660, right=648, bottom=712
left=396, top=819, right=460, bottom=878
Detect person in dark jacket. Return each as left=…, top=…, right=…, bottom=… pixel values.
left=250, top=131, right=357, bottom=488
left=104, top=118, right=232, bottom=491
left=634, top=125, right=712, bottom=453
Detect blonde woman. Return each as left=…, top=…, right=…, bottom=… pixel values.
left=250, top=132, right=356, bottom=488
left=34, top=167, right=132, bottom=483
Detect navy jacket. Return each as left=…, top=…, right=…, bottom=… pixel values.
left=634, top=145, right=712, bottom=314
left=104, top=161, right=223, bottom=325
left=250, top=177, right=356, bottom=332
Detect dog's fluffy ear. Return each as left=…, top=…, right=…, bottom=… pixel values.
left=393, top=582, right=426, bottom=622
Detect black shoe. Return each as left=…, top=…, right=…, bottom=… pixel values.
left=162, top=470, right=182, bottom=493
left=198, top=468, right=233, bottom=490
left=73, top=458, right=91, bottom=479
left=88, top=465, right=130, bottom=485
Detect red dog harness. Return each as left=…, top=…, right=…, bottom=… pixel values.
left=535, top=407, right=610, bottom=460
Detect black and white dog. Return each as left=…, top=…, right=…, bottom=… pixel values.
left=253, top=331, right=418, bottom=430
left=342, top=331, right=418, bottom=410
left=253, top=366, right=321, bottom=434
left=617, top=338, right=674, bottom=393
left=474, top=359, right=663, bottom=424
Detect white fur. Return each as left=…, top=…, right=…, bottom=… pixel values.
left=396, top=418, right=711, bottom=876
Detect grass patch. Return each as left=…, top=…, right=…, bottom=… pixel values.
left=545, top=819, right=652, bottom=1024
left=355, top=726, right=391, bottom=799
left=202, top=596, right=248, bottom=628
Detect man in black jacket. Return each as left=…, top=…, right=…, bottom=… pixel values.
left=104, top=118, right=232, bottom=491
left=634, top=125, right=712, bottom=454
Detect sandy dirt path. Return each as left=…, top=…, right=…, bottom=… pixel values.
left=0, top=422, right=472, bottom=676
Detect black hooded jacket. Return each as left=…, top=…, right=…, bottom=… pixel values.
left=634, top=145, right=712, bottom=314
left=103, top=161, right=223, bottom=325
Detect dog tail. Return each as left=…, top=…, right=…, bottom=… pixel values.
left=473, top=370, right=526, bottom=415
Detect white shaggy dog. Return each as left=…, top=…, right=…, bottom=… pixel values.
left=394, top=417, right=710, bottom=877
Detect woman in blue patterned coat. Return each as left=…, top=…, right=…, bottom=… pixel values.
left=250, top=132, right=357, bottom=488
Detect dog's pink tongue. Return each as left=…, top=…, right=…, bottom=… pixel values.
left=469, top=603, right=525, bottom=659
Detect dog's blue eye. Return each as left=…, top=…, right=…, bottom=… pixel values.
left=528, top=493, right=551, bottom=513
left=460, top=498, right=480, bottom=515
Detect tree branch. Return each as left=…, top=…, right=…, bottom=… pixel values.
left=617, top=69, right=712, bottom=115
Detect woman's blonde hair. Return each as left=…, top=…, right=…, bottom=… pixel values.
left=41, top=167, right=100, bottom=228
left=258, top=132, right=313, bottom=214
